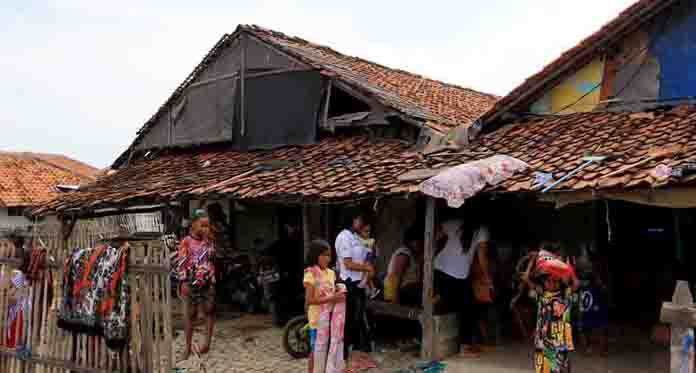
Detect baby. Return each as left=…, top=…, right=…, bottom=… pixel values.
left=358, top=224, right=380, bottom=299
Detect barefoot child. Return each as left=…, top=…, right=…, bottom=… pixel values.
left=174, top=209, right=216, bottom=361
left=358, top=224, right=380, bottom=299
left=304, top=239, right=346, bottom=373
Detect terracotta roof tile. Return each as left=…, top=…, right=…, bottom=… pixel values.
left=39, top=106, right=696, bottom=214
left=0, top=152, right=98, bottom=207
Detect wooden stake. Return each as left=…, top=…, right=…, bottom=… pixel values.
left=421, top=197, right=436, bottom=360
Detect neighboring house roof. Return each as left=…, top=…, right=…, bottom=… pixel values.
left=480, top=0, right=677, bottom=124
left=117, top=25, right=497, bottom=167
left=0, top=152, right=98, bottom=207
left=37, top=105, right=696, bottom=214
left=427, top=105, right=696, bottom=193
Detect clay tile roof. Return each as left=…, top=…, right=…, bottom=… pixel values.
left=0, top=152, right=98, bottom=207
left=241, top=25, right=498, bottom=128
left=37, top=136, right=424, bottom=214
left=37, top=106, right=696, bottom=213
left=431, top=106, right=696, bottom=192
left=117, top=25, right=497, bottom=167
left=481, top=0, right=677, bottom=123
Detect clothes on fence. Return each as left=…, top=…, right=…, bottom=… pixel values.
left=533, top=288, right=575, bottom=373
left=27, top=247, right=54, bottom=307
left=58, top=244, right=129, bottom=350
left=5, top=270, right=30, bottom=348
left=305, top=266, right=345, bottom=373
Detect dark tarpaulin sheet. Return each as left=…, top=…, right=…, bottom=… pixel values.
left=233, top=70, right=322, bottom=150
left=172, top=77, right=237, bottom=146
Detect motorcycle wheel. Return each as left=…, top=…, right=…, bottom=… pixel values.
left=283, top=315, right=310, bottom=359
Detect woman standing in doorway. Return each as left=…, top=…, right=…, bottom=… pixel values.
left=433, top=220, right=491, bottom=358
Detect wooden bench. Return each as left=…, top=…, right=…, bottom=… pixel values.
left=366, top=300, right=422, bottom=321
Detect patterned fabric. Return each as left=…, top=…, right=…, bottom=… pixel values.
left=5, top=270, right=30, bottom=348
left=419, top=155, right=529, bottom=208
left=533, top=288, right=575, bottom=373
left=58, top=245, right=129, bottom=350
left=173, top=236, right=216, bottom=288
left=307, top=266, right=345, bottom=373
left=303, top=268, right=336, bottom=329
left=535, top=349, right=570, bottom=373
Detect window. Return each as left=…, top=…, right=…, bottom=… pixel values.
left=7, top=207, right=25, bottom=217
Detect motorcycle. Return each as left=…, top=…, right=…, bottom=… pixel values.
left=283, top=314, right=311, bottom=359
left=216, top=253, right=262, bottom=313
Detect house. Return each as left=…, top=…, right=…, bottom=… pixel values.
left=414, top=0, right=696, bottom=356
left=36, top=25, right=498, bottom=261
left=0, top=152, right=98, bottom=229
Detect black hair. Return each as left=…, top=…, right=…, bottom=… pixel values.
left=343, top=209, right=371, bottom=230
left=403, top=225, right=423, bottom=245
left=305, top=239, right=332, bottom=267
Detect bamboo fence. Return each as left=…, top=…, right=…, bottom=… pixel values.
left=0, top=214, right=173, bottom=373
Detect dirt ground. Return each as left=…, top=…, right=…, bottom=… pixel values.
left=172, top=312, right=669, bottom=373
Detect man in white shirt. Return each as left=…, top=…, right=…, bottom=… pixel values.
left=335, top=211, right=374, bottom=356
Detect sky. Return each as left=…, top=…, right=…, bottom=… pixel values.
left=1, top=0, right=637, bottom=168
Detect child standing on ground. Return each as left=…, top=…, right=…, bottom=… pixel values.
left=303, top=239, right=346, bottom=373
left=174, top=209, right=217, bottom=361
left=523, top=242, right=580, bottom=373
left=358, top=224, right=380, bottom=299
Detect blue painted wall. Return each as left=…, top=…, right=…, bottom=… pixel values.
left=651, top=1, right=696, bottom=100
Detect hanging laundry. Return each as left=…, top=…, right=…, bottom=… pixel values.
left=27, top=247, right=54, bottom=306
left=58, top=244, right=129, bottom=350
left=5, top=270, right=30, bottom=349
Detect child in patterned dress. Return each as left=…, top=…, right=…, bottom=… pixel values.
left=303, top=240, right=345, bottom=373
left=174, top=209, right=217, bottom=361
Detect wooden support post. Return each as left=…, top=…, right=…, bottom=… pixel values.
left=302, top=205, right=311, bottom=262
left=660, top=280, right=696, bottom=373
left=322, top=79, right=333, bottom=130
left=421, top=197, right=436, bottom=359
left=240, top=35, right=247, bottom=137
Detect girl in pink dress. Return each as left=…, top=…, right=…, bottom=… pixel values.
left=303, top=240, right=346, bottom=373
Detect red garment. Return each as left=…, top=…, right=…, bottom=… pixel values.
left=536, top=250, right=576, bottom=280
left=5, top=308, right=23, bottom=348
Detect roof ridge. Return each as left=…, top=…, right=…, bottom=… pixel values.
left=242, top=24, right=499, bottom=100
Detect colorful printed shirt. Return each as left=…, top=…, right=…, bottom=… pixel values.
left=534, top=288, right=575, bottom=352
left=174, top=236, right=216, bottom=288
left=303, top=267, right=336, bottom=329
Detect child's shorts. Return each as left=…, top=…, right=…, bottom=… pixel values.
left=309, top=329, right=317, bottom=350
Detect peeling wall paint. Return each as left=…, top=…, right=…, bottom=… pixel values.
left=651, top=0, right=696, bottom=101
left=530, top=58, right=605, bottom=114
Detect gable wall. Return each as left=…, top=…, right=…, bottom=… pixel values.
left=529, top=2, right=696, bottom=115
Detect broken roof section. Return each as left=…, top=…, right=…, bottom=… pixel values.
left=479, top=0, right=677, bottom=124
left=115, top=24, right=497, bottom=166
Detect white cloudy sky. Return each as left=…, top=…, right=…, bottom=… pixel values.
left=1, top=0, right=636, bottom=168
